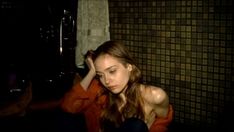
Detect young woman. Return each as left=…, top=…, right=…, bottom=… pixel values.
left=61, top=40, right=173, bottom=132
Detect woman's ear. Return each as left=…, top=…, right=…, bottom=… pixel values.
left=127, top=64, right=133, bottom=71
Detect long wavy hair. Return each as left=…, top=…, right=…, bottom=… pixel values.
left=92, top=40, right=145, bottom=132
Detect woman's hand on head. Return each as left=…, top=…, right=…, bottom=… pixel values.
left=85, top=56, right=95, bottom=71
left=80, top=52, right=97, bottom=90
left=85, top=51, right=96, bottom=77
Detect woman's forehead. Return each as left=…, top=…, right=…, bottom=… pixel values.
left=95, top=54, right=117, bottom=62
left=94, top=54, right=121, bottom=69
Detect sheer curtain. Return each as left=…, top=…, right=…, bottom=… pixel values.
left=75, top=0, right=110, bottom=68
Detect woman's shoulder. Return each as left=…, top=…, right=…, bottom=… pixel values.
left=141, top=84, right=168, bottom=105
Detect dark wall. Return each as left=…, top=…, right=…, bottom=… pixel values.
left=1, top=0, right=35, bottom=71
left=0, top=0, right=78, bottom=101
left=0, top=0, right=37, bottom=103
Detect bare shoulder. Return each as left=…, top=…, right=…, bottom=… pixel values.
left=141, top=85, right=170, bottom=117
left=141, top=85, right=169, bottom=106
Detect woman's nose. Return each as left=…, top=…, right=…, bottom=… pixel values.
left=104, top=75, right=110, bottom=85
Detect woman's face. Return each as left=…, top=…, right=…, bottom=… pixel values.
left=94, top=54, right=132, bottom=94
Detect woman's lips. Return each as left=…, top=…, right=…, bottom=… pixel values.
left=108, top=85, right=117, bottom=90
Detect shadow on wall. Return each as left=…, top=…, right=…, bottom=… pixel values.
left=217, top=104, right=234, bottom=132
left=168, top=105, right=234, bottom=132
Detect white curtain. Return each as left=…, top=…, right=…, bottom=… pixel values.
left=75, top=0, right=110, bottom=68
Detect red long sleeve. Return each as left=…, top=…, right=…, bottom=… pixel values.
left=149, top=104, right=174, bottom=132
left=60, top=79, right=105, bottom=132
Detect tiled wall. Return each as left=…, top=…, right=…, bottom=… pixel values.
left=108, top=0, right=233, bottom=130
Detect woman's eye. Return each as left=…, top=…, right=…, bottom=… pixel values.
left=109, top=69, right=116, bottom=74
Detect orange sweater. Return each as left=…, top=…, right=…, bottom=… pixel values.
left=61, top=79, right=173, bottom=132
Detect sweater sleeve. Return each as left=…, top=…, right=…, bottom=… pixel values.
left=60, top=79, right=102, bottom=113
left=149, top=104, right=174, bottom=132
